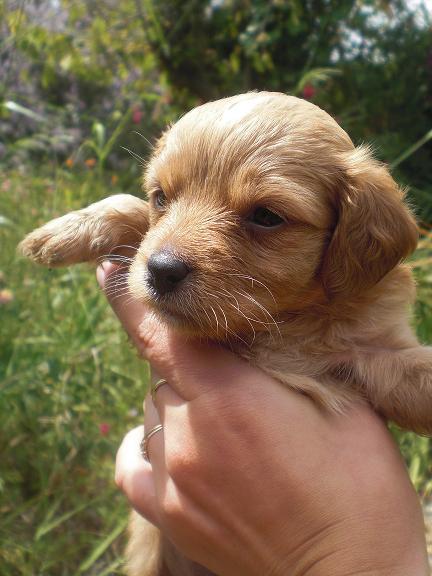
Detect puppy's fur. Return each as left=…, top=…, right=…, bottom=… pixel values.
left=20, top=92, right=432, bottom=576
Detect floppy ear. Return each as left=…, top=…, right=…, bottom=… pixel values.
left=322, top=147, right=418, bottom=298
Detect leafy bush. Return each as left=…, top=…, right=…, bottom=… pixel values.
left=0, top=168, right=147, bottom=574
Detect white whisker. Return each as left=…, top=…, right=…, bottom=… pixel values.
left=209, top=305, right=220, bottom=337
left=228, top=273, right=277, bottom=304
left=110, top=244, right=140, bottom=252
left=120, top=222, right=146, bottom=240
left=234, top=289, right=282, bottom=341
left=226, top=302, right=256, bottom=344
left=216, top=303, right=229, bottom=337
left=121, top=146, right=145, bottom=165
left=132, top=130, right=153, bottom=148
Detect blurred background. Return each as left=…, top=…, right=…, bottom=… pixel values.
left=1, top=0, right=432, bottom=574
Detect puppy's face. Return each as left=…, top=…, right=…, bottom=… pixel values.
left=128, top=92, right=417, bottom=340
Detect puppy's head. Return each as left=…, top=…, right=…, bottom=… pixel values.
left=129, top=92, right=418, bottom=340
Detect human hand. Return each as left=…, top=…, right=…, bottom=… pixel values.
left=98, top=262, right=429, bottom=576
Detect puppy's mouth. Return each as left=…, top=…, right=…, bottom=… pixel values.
left=142, top=256, right=204, bottom=332
left=129, top=251, right=282, bottom=342
left=146, top=285, right=193, bottom=324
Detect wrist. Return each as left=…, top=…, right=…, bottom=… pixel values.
left=286, top=514, right=429, bottom=576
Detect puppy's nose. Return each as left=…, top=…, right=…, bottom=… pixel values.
left=147, top=250, right=190, bottom=295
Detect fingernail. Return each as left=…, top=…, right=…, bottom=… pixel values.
left=96, top=264, right=106, bottom=289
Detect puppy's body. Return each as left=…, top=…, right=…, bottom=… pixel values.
left=20, top=92, right=432, bottom=575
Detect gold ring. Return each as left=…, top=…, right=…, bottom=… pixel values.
left=151, top=378, right=168, bottom=402
left=140, top=424, right=163, bottom=462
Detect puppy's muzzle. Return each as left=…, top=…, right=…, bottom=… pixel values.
left=147, top=250, right=190, bottom=295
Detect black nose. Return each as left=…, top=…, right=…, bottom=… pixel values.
left=147, top=251, right=190, bottom=295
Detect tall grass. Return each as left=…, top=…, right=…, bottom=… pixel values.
left=0, top=166, right=147, bottom=575
left=0, top=164, right=431, bottom=575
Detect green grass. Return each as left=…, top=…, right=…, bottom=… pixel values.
left=0, top=166, right=148, bottom=575
left=0, top=164, right=431, bottom=575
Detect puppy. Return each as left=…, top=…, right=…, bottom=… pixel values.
left=20, top=92, right=432, bottom=576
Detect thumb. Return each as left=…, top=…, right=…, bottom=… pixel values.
left=97, top=261, right=250, bottom=401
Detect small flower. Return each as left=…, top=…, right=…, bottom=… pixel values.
left=23, top=277, right=34, bottom=287
left=132, top=107, right=143, bottom=124
left=1, top=179, right=11, bottom=192
left=99, top=422, right=111, bottom=435
left=85, top=158, right=96, bottom=168
left=111, top=174, right=118, bottom=185
left=256, top=32, right=269, bottom=44
left=302, top=84, right=316, bottom=100
left=0, top=289, right=14, bottom=304
left=65, top=157, right=74, bottom=168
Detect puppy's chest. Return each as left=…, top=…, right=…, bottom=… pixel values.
left=237, top=336, right=346, bottom=381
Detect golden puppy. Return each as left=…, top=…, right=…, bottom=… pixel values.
left=20, top=92, right=432, bottom=576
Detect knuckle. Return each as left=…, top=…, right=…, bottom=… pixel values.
left=166, top=455, right=190, bottom=486
left=165, top=442, right=198, bottom=488
left=120, top=466, right=143, bottom=503
left=136, top=315, right=159, bottom=349
left=160, top=491, right=186, bottom=528
left=133, top=315, right=166, bottom=361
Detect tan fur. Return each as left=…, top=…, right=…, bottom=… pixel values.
left=19, top=194, right=149, bottom=266
left=127, top=513, right=162, bottom=576
left=19, top=92, right=432, bottom=575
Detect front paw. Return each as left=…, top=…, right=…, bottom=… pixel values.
left=19, top=194, right=149, bottom=267
left=19, top=213, right=95, bottom=267
left=18, top=214, right=80, bottom=267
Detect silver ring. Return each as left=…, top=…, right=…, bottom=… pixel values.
left=151, top=378, right=168, bottom=402
left=140, top=424, right=163, bottom=462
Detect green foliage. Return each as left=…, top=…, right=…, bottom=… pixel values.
left=78, top=110, right=134, bottom=177
left=0, top=168, right=148, bottom=575
left=3, top=0, right=432, bottom=218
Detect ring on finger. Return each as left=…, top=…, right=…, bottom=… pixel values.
left=140, top=424, right=164, bottom=462
left=151, top=378, right=168, bottom=402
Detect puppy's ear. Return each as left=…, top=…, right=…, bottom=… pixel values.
left=322, top=146, right=418, bottom=298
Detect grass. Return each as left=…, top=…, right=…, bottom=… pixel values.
left=0, top=165, right=148, bottom=575
left=0, top=163, right=431, bottom=575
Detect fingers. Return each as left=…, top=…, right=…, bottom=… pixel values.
left=97, top=262, right=149, bottom=351
left=115, top=378, right=176, bottom=528
left=115, top=426, right=160, bottom=526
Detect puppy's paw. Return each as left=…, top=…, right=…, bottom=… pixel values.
left=358, top=346, right=432, bottom=436
left=20, top=213, right=94, bottom=266
left=19, top=194, right=149, bottom=267
left=384, top=346, right=432, bottom=436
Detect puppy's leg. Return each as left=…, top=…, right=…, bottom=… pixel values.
left=19, top=194, right=149, bottom=267
left=127, top=512, right=162, bottom=576
left=127, top=512, right=215, bottom=576
left=356, top=346, right=432, bottom=435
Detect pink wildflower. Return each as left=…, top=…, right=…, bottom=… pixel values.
left=0, top=289, right=13, bottom=304
left=302, top=84, right=316, bottom=100
left=132, top=107, right=143, bottom=124
left=99, top=422, right=111, bottom=435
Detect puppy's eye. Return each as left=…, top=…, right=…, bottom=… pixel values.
left=153, top=189, right=167, bottom=210
left=248, top=207, right=284, bottom=228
